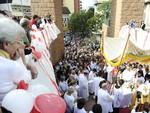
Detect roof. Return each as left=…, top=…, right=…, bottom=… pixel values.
left=63, top=7, right=71, bottom=14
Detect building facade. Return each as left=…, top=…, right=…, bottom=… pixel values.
left=31, top=0, right=64, bottom=65
left=106, top=0, right=145, bottom=37
left=0, top=0, right=31, bottom=17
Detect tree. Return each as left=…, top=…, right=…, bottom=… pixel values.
left=68, top=8, right=95, bottom=38
left=96, top=1, right=111, bottom=26
left=68, top=2, right=111, bottom=38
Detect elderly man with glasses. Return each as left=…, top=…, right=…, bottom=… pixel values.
left=0, top=15, right=37, bottom=113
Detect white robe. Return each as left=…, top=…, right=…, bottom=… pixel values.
left=97, top=88, right=114, bottom=113
left=0, top=57, right=31, bottom=105
left=78, top=74, right=89, bottom=99
left=64, top=93, right=75, bottom=111
left=74, top=107, right=87, bottom=113
left=122, top=69, right=135, bottom=82
left=112, top=87, right=123, bottom=108
left=88, top=71, right=95, bottom=93
left=93, top=77, right=105, bottom=96
left=106, top=66, right=113, bottom=83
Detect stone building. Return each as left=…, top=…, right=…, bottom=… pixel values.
left=31, top=0, right=64, bottom=65
left=104, top=0, right=145, bottom=37
left=0, top=0, right=31, bottom=17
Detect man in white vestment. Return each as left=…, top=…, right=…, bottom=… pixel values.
left=121, top=66, right=135, bottom=82
left=78, top=69, right=89, bottom=100
left=97, top=80, right=114, bottom=113
left=64, top=88, right=75, bottom=113
left=88, top=69, right=97, bottom=94
left=0, top=15, right=32, bottom=113
left=93, top=72, right=105, bottom=103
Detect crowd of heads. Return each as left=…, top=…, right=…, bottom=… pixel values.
left=54, top=33, right=150, bottom=113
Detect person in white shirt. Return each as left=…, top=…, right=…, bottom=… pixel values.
left=112, top=79, right=124, bottom=113
left=59, top=78, right=69, bottom=96
left=88, top=69, right=97, bottom=95
left=121, top=66, right=135, bottom=82
left=78, top=69, right=89, bottom=100
left=0, top=15, right=33, bottom=113
left=97, top=80, right=114, bottom=113
left=144, top=74, right=150, bottom=85
left=64, top=88, right=75, bottom=113
left=90, top=59, right=97, bottom=70
left=93, top=71, right=105, bottom=103
left=74, top=98, right=87, bottom=113
left=135, top=70, right=145, bottom=84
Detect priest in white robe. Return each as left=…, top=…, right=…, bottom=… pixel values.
left=97, top=80, right=114, bottom=113
left=78, top=70, right=89, bottom=100
left=93, top=72, right=105, bottom=103
left=88, top=69, right=97, bottom=94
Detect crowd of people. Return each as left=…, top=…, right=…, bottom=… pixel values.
left=0, top=11, right=60, bottom=113
left=54, top=37, right=150, bottom=113
left=0, top=10, right=150, bottom=113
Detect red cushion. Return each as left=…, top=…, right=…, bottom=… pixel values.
left=17, top=80, right=28, bottom=90
left=119, top=107, right=131, bottom=113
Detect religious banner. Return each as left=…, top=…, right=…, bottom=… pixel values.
left=102, top=25, right=150, bottom=66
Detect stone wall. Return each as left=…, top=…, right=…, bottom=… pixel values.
left=74, top=0, right=80, bottom=13
left=31, top=0, right=64, bottom=65
left=108, top=0, right=144, bottom=37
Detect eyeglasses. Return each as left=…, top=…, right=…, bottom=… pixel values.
left=10, top=40, right=24, bottom=45
left=9, top=40, right=25, bottom=49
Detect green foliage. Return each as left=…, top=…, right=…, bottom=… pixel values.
left=68, top=2, right=110, bottom=38
left=96, top=1, right=111, bottom=25
left=68, top=9, right=95, bottom=38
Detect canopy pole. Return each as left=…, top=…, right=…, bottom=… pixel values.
left=119, top=27, right=131, bottom=66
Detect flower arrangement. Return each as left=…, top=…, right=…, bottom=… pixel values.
left=128, top=83, right=138, bottom=92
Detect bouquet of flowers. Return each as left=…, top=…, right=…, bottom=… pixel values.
left=128, top=83, right=137, bottom=92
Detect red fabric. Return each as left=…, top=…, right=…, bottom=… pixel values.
left=112, top=67, right=118, bottom=77
left=17, top=80, right=28, bottom=90
left=31, top=46, right=42, bottom=60
left=29, top=19, right=36, bottom=28
left=30, top=106, right=40, bottom=113
left=119, top=107, right=131, bottom=113
left=35, top=94, right=66, bottom=113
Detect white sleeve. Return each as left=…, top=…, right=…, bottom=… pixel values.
left=12, top=61, right=32, bottom=84
left=103, top=93, right=114, bottom=102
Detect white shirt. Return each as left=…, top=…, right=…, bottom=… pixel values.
left=88, top=71, right=95, bottom=80
left=64, top=93, right=75, bottom=110
left=78, top=74, right=89, bottom=99
left=74, top=107, right=86, bottom=113
left=136, top=76, right=145, bottom=83
left=97, top=88, right=114, bottom=113
left=113, top=87, right=123, bottom=108
left=0, top=57, right=31, bottom=105
left=93, top=77, right=105, bottom=96
left=122, top=70, right=135, bottom=82
left=59, top=81, right=68, bottom=93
